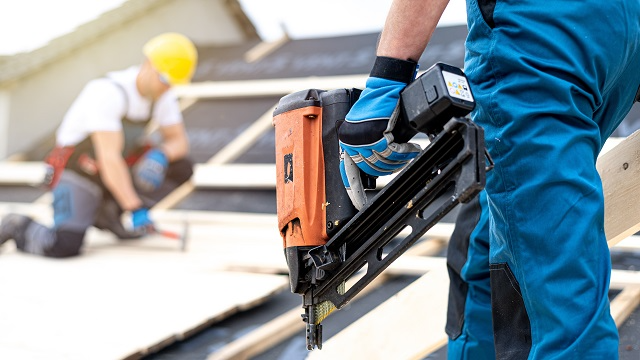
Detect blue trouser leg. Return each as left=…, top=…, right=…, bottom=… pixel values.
left=463, top=0, right=640, bottom=358
left=446, top=191, right=494, bottom=359
left=19, top=171, right=102, bottom=258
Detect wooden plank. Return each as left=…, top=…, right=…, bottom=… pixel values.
left=611, top=269, right=640, bottom=290
left=207, top=238, right=448, bottom=360
left=193, top=163, right=276, bottom=189
left=305, top=270, right=640, bottom=360
left=152, top=105, right=277, bottom=210
left=207, top=267, right=398, bottom=360
left=173, top=75, right=367, bottom=100
left=610, top=285, right=640, bottom=327
left=212, top=233, right=633, bottom=359
left=600, top=137, right=625, bottom=156
left=0, top=224, right=288, bottom=360
left=306, top=269, right=450, bottom=360
left=597, top=130, right=640, bottom=246
left=613, top=235, right=640, bottom=252
left=0, top=161, right=49, bottom=185
left=244, top=34, right=290, bottom=63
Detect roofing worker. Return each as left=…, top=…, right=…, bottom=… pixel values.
left=0, top=32, right=197, bottom=257
left=338, top=1, right=640, bottom=358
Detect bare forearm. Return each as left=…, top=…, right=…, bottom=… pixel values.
left=159, top=136, right=188, bottom=162
left=158, top=123, right=189, bottom=162
left=99, top=154, right=143, bottom=211
left=378, top=0, right=450, bottom=61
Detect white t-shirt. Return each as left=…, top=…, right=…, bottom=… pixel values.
left=56, top=66, right=183, bottom=146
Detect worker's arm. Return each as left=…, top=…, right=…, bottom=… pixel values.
left=158, top=122, right=189, bottom=162
left=92, top=130, right=144, bottom=211
left=338, top=0, right=451, bottom=209
left=131, top=122, right=189, bottom=192
left=377, top=0, right=450, bottom=61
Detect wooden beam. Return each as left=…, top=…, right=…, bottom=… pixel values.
left=244, top=33, right=290, bottom=63
left=193, top=164, right=275, bottom=189
left=610, top=285, right=640, bottom=327
left=152, top=105, right=277, bottom=210
left=613, top=235, right=640, bottom=252
left=173, top=75, right=367, bottom=100
left=611, top=269, right=640, bottom=290
left=0, top=162, right=49, bottom=185
left=597, top=130, right=640, bottom=246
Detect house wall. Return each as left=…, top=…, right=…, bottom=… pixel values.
left=1, top=0, right=249, bottom=159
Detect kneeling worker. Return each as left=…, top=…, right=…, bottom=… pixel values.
left=0, top=32, right=197, bottom=257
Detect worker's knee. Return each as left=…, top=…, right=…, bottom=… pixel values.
left=44, top=229, right=85, bottom=258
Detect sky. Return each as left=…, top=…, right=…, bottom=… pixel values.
left=0, top=0, right=466, bottom=55
left=0, top=0, right=128, bottom=55
left=239, top=0, right=467, bottom=41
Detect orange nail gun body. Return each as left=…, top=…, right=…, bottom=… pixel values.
left=273, top=89, right=361, bottom=293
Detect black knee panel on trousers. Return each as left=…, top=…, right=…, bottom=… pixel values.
left=44, top=229, right=85, bottom=258
left=490, top=263, right=532, bottom=359
left=445, top=197, right=482, bottom=339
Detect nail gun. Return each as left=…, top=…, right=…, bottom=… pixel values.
left=273, top=63, right=491, bottom=350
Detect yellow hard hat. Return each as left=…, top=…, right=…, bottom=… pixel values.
left=143, top=32, right=198, bottom=85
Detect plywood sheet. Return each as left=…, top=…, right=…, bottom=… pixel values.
left=0, top=221, right=288, bottom=360
left=306, top=268, right=450, bottom=360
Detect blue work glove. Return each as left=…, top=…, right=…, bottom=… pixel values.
left=131, top=207, right=154, bottom=233
left=133, top=148, right=168, bottom=192
left=338, top=56, right=422, bottom=210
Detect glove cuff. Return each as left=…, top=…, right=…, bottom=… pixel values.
left=370, top=56, right=418, bottom=84
left=148, top=148, right=169, bottom=166
left=132, top=207, right=147, bottom=215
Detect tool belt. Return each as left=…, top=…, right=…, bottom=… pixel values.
left=44, top=146, right=75, bottom=189
left=44, top=142, right=151, bottom=190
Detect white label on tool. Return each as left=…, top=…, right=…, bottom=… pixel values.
left=442, top=71, right=474, bottom=102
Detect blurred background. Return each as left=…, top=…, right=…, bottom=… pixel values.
left=0, top=1, right=638, bottom=359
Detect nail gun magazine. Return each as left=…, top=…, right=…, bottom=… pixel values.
left=273, top=63, right=491, bottom=350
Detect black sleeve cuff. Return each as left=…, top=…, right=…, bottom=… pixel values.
left=370, top=56, right=418, bottom=84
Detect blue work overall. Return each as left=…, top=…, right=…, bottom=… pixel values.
left=446, top=0, right=640, bottom=358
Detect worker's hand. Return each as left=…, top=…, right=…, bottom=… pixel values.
left=340, top=151, right=369, bottom=210
left=131, top=207, right=154, bottom=233
left=94, top=197, right=144, bottom=239
left=133, top=148, right=168, bottom=192
left=338, top=56, right=422, bottom=209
